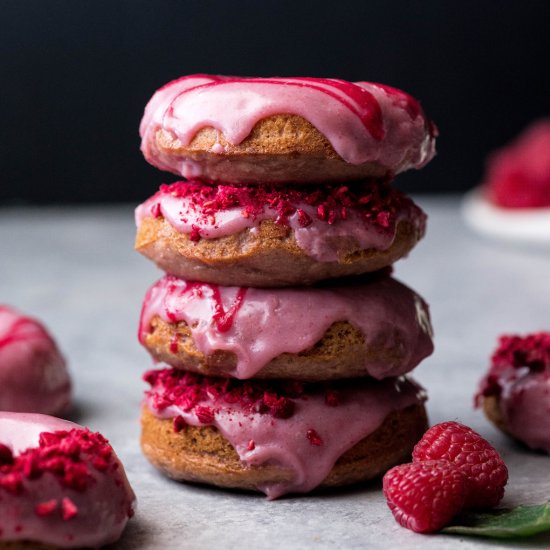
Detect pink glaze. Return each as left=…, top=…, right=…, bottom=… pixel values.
left=144, top=368, right=426, bottom=499
left=135, top=181, right=426, bottom=262
left=498, top=371, right=550, bottom=454
left=0, top=306, right=71, bottom=415
left=0, top=412, right=135, bottom=547
left=477, top=333, right=550, bottom=453
left=139, top=275, right=433, bottom=380
left=140, top=74, right=436, bottom=177
left=484, top=119, right=550, bottom=208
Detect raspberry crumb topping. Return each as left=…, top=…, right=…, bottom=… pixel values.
left=173, top=416, right=187, bottom=433
left=144, top=368, right=303, bottom=421
left=148, top=178, right=417, bottom=234
left=479, top=332, right=550, bottom=399
left=35, top=499, right=58, bottom=517
left=61, top=497, right=78, bottom=520
left=0, top=429, right=115, bottom=497
left=306, top=429, right=323, bottom=446
left=144, top=368, right=359, bottom=426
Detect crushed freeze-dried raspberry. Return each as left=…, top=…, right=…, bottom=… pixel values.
left=0, top=429, right=116, bottom=495
left=0, top=444, right=13, bottom=465
left=147, top=178, right=418, bottom=242
left=169, top=333, right=179, bottom=353
left=412, top=421, right=508, bottom=509
left=143, top=368, right=299, bottom=421
left=173, top=416, right=187, bottom=433
left=61, top=497, right=78, bottom=520
left=383, top=460, right=467, bottom=533
left=306, top=429, right=323, bottom=446
left=35, top=499, right=58, bottom=517
left=195, top=406, right=215, bottom=424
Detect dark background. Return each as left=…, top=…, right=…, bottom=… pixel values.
left=1, top=0, right=549, bottom=204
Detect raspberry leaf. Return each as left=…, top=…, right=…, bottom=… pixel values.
left=442, top=502, right=550, bottom=538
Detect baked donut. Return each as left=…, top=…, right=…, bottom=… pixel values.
left=140, top=75, right=437, bottom=184
left=483, top=119, right=550, bottom=209
left=0, top=412, right=135, bottom=547
left=141, top=368, right=428, bottom=498
left=135, top=180, right=426, bottom=287
left=476, top=332, right=550, bottom=454
left=139, top=274, right=433, bottom=381
left=0, top=306, right=71, bottom=415
left=462, top=119, right=550, bottom=243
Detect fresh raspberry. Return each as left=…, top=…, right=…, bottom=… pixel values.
left=383, top=460, right=467, bottom=533
left=412, top=421, right=508, bottom=509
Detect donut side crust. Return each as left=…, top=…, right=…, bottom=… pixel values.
left=143, top=318, right=409, bottom=381
left=0, top=542, right=57, bottom=549
left=156, top=115, right=388, bottom=183
left=481, top=394, right=510, bottom=435
left=140, top=403, right=428, bottom=492
left=135, top=216, right=422, bottom=287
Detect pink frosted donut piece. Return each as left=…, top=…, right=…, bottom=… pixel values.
left=0, top=306, right=71, bottom=415
left=477, top=332, right=550, bottom=453
left=0, top=412, right=135, bottom=547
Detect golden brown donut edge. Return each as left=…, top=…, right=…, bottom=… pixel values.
left=143, top=318, right=410, bottom=381
left=140, top=403, right=428, bottom=493
left=135, top=216, right=422, bottom=288
left=156, top=115, right=389, bottom=184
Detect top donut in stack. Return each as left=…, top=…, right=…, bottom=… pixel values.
left=136, top=75, right=436, bottom=498
left=136, top=75, right=436, bottom=287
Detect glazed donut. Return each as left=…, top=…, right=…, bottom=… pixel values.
left=139, top=274, right=434, bottom=381
left=0, top=412, right=135, bottom=547
left=140, top=75, right=437, bottom=184
left=135, top=180, right=426, bottom=287
left=0, top=306, right=71, bottom=415
left=482, top=119, right=550, bottom=209
left=141, top=368, right=428, bottom=498
left=462, top=119, right=550, bottom=243
left=476, top=332, right=550, bottom=454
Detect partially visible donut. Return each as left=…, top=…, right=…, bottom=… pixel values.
left=482, top=119, right=550, bottom=209
left=0, top=412, right=135, bottom=547
left=141, top=369, right=428, bottom=498
left=0, top=306, right=71, bottom=416
left=140, top=75, right=437, bottom=184
left=135, top=180, right=426, bottom=287
left=476, top=332, right=550, bottom=454
left=138, top=275, right=434, bottom=381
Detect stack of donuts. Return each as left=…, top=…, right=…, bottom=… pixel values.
left=135, top=75, right=437, bottom=498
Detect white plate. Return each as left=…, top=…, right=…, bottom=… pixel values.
left=462, top=189, right=550, bottom=245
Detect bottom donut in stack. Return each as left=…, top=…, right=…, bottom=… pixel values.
left=138, top=273, right=434, bottom=498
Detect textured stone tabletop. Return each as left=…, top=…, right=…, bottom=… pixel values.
left=1, top=197, right=549, bottom=549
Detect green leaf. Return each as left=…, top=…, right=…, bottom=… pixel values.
left=442, top=502, right=550, bottom=538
